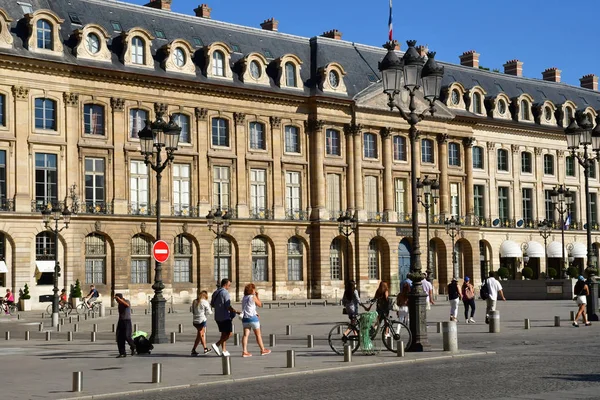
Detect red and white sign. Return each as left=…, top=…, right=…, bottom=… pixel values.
left=152, top=240, right=170, bottom=263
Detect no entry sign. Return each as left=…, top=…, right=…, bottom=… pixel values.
left=152, top=240, right=170, bottom=263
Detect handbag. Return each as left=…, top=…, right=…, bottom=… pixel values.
left=342, top=307, right=348, bottom=315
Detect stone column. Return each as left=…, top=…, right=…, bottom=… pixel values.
left=12, top=86, right=30, bottom=212
left=195, top=107, right=210, bottom=216
left=270, top=116, right=284, bottom=219
left=437, top=134, right=449, bottom=216
left=353, top=125, right=365, bottom=220
left=110, top=97, right=127, bottom=214
left=534, top=147, right=544, bottom=221
left=381, top=127, right=395, bottom=221
left=63, top=93, right=79, bottom=199
left=234, top=112, right=249, bottom=218
left=343, top=124, right=355, bottom=212
left=512, top=144, right=521, bottom=221
left=486, top=142, right=496, bottom=222
left=463, top=138, right=474, bottom=221
left=305, top=117, right=325, bottom=220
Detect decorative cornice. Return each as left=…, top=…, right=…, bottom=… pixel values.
left=436, top=133, right=448, bottom=144
left=194, top=107, right=207, bottom=120
left=462, top=137, right=475, bottom=148
left=110, top=97, right=125, bottom=111
left=269, top=116, right=281, bottom=129
left=305, top=117, right=325, bottom=134
left=379, top=127, right=392, bottom=139
left=11, top=85, right=29, bottom=100
left=234, top=112, right=246, bottom=125
left=343, top=123, right=361, bottom=136
left=63, top=92, right=79, bottom=107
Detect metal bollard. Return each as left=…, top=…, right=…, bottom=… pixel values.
left=17, top=313, right=20, bottom=320
left=24, top=331, right=30, bottom=341
left=343, top=344, right=352, bottom=362
left=337, top=325, right=342, bottom=335
left=570, top=311, right=575, bottom=322
left=99, top=303, right=106, bottom=317
left=307, top=334, right=314, bottom=348
left=60, top=318, right=64, bottom=325
left=323, top=300, right=327, bottom=307
left=222, top=356, right=231, bottom=375
left=84, top=314, right=88, bottom=321
left=5, top=331, right=9, bottom=340
left=268, top=304, right=272, bottom=309
left=90, top=332, right=96, bottom=342
left=442, top=321, right=458, bottom=352
left=269, top=333, right=276, bottom=347
left=145, top=309, right=148, bottom=315
left=68, top=331, right=73, bottom=341
left=437, top=322, right=442, bottom=333
left=133, top=323, right=138, bottom=332
left=287, top=303, right=291, bottom=308
left=304, top=302, right=308, bottom=307
left=77, top=315, right=81, bottom=322
left=170, top=332, right=176, bottom=344
left=42, top=313, right=45, bottom=319
left=74, top=323, right=79, bottom=332
left=397, top=340, right=405, bottom=357
left=286, top=325, right=292, bottom=336
left=46, top=331, right=51, bottom=341
left=72, top=371, right=83, bottom=392
left=109, top=309, right=113, bottom=316
left=233, top=333, right=240, bottom=346
left=489, top=310, right=500, bottom=333
left=56, top=324, right=61, bottom=332
left=112, top=324, right=115, bottom=333
left=93, top=323, right=98, bottom=333
left=178, top=324, right=184, bottom=333
left=555, top=316, right=561, bottom=327
left=524, top=319, right=531, bottom=329
left=287, top=350, right=295, bottom=368
left=39, top=323, right=44, bottom=332
left=69, top=316, right=73, bottom=324
left=151, top=363, right=162, bottom=383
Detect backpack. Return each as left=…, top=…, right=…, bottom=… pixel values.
left=464, top=284, right=475, bottom=300
left=480, top=279, right=490, bottom=300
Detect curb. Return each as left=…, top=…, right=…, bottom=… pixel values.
left=61, top=351, right=495, bottom=400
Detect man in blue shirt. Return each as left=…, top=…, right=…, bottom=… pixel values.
left=84, top=285, right=99, bottom=309
left=210, top=279, right=240, bottom=357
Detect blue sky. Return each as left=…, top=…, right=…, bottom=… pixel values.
left=128, top=0, right=600, bottom=87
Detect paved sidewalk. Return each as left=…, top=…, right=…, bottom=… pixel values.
left=0, top=299, right=588, bottom=399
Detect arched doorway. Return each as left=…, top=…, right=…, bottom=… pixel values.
left=398, top=239, right=411, bottom=283
left=479, top=240, right=492, bottom=282
left=456, top=239, right=473, bottom=280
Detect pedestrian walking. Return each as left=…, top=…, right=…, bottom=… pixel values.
left=240, top=283, right=271, bottom=357
left=573, top=276, right=591, bottom=327
left=191, top=290, right=212, bottom=356
left=396, top=281, right=410, bottom=325
left=448, top=278, right=462, bottom=321
left=114, top=293, right=136, bottom=358
left=342, top=280, right=366, bottom=325
left=367, top=281, right=390, bottom=324
left=484, top=271, right=506, bottom=324
left=461, top=276, right=476, bottom=323
left=421, top=276, right=435, bottom=310
left=210, top=278, right=240, bottom=357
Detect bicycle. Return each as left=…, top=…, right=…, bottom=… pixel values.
left=328, top=310, right=412, bottom=355
left=76, top=299, right=101, bottom=315
left=46, top=302, right=73, bottom=317
left=1, top=300, right=18, bottom=316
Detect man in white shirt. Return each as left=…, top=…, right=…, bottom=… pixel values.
left=484, top=271, right=506, bottom=324
left=421, top=278, right=435, bottom=310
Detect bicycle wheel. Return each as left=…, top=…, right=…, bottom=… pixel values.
left=76, top=303, right=87, bottom=315
left=64, top=303, right=73, bottom=316
left=8, top=304, right=18, bottom=315
left=328, top=322, right=360, bottom=355
left=46, top=304, right=53, bottom=315
left=382, top=320, right=412, bottom=353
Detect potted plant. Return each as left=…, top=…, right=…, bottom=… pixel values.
left=19, top=283, right=31, bottom=311
left=547, top=268, right=558, bottom=280
left=70, top=279, right=82, bottom=308
left=498, top=267, right=509, bottom=280
left=522, top=267, right=533, bottom=280
left=568, top=267, right=579, bottom=279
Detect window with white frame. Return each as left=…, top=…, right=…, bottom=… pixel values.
left=545, top=190, right=553, bottom=222
left=84, top=158, right=105, bottom=212
left=35, top=98, right=56, bottom=130
left=521, top=152, right=532, bottom=173
left=473, top=146, right=484, bottom=169
left=36, top=232, right=55, bottom=285
left=497, top=149, right=509, bottom=171
left=131, top=235, right=151, bottom=284
left=130, top=160, right=149, bottom=214
left=520, top=100, right=530, bottom=120
left=326, top=173, right=341, bottom=218
left=173, top=114, right=190, bottom=144
left=566, top=156, right=576, bottom=177
left=363, top=133, right=377, bottom=158
left=211, top=118, right=229, bottom=147
left=450, top=183, right=460, bottom=217
left=129, top=108, right=148, bottom=139
left=85, top=233, right=106, bottom=284
left=395, top=178, right=406, bottom=216
left=174, top=234, right=192, bottom=283
left=543, top=154, right=554, bottom=175
left=474, top=185, right=484, bottom=218
left=0, top=94, right=5, bottom=127
left=250, top=169, right=267, bottom=217
left=84, top=104, right=104, bottom=135
left=131, top=36, right=145, bottom=65
left=449, top=142, right=460, bottom=166
left=0, top=151, right=6, bottom=205
left=285, top=171, right=301, bottom=218
left=590, top=160, right=597, bottom=179
left=251, top=237, right=268, bottom=281
left=325, top=129, right=340, bottom=156
left=37, top=19, right=53, bottom=50
left=214, top=237, right=231, bottom=281
left=285, top=62, right=296, bottom=87
left=173, top=164, right=190, bottom=216
left=421, top=139, right=434, bottom=163
left=285, top=125, right=300, bottom=153
left=498, top=186, right=509, bottom=221
left=591, top=193, right=597, bottom=226
left=393, top=136, right=406, bottom=161
left=212, top=166, right=230, bottom=210
left=212, top=50, right=225, bottom=76
left=287, top=237, right=303, bottom=281
left=473, top=92, right=482, bottom=114
left=249, top=122, right=266, bottom=150
left=368, top=239, right=380, bottom=280
left=330, top=239, right=341, bottom=280
left=35, top=153, right=57, bottom=209
left=365, top=176, right=378, bottom=219
left=522, top=188, right=533, bottom=225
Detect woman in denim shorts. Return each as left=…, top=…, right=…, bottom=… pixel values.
left=241, top=283, right=271, bottom=357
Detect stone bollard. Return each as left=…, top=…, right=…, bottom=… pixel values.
left=554, top=316, right=561, bottom=327
left=74, top=324, right=79, bottom=332
left=307, top=334, right=314, bottom=348
left=170, top=332, right=176, bottom=344
left=343, top=344, right=352, bottom=362
left=46, top=331, right=51, bottom=341
left=442, top=321, right=458, bottom=352
left=72, top=371, right=83, bottom=392
left=151, top=363, right=162, bottom=383
left=286, top=325, right=292, bottom=336
left=570, top=311, right=575, bottom=322
left=24, top=331, right=30, bottom=341
left=437, top=322, right=442, bottom=333
left=233, top=333, right=240, bottom=346
left=68, top=331, right=73, bottom=341
left=39, top=322, right=44, bottom=332
left=99, top=303, right=106, bottom=318
left=269, top=334, right=276, bottom=347
left=93, top=324, right=98, bottom=333
left=109, top=309, right=113, bottom=316
left=179, top=324, right=184, bottom=334
left=397, top=340, right=405, bottom=357
left=489, top=311, right=500, bottom=333
left=222, top=356, right=231, bottom=375
left=232, top=324, right=235, bottom=334
left=524, top=319, right=531, bottom=329
left=90, top=332, right=96, bottom=342
left=5, top=331, right=9, bottom=340
left=287, top=350, right=295, bottom=368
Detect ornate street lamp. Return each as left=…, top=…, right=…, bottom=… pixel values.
left=538, top=220, right=552, bottom=278
left=41, top=201, right=73, bottom=327
left=337, top=211, right=358, bottom=283
left=379, top=40, right=444, bottom=351
left=565, top=112, right=599, bottom=320
left=417, top=176, right=440, bottom=281
left=444, top=216, right=461, bottom=279
left=206, top=208, right=231, bottom=288
left=138, top=107, right=181, bottom=344
left=550, top=185, right=573, bottom=279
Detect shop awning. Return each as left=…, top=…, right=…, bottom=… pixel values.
left=499, top=240, right=522, bottom=258
left=35, top=261, right=55, bottom=280
left=547, top=242, right=567, bottom=258
left=525, top=241, right=545, bottom=258
left=0, top=261, right=7, bottom=273
left=569, top=242, right=587, bottom=258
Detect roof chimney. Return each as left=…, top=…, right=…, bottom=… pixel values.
left=542, top=67, right=561, bottom=83
left=322, top=29, right=342, bottom=40
left=260, top=18, right=279, bottom=31
left=194, top=4, right=211, bottom=18
left=144, top=0, right=172, bottom=11
left=503, top=59, right=523, bottom=77
left=416, top=45, right=428, bottom=57
left=459, top=50, right=479, bottom=68
left=581, top=74, right=599, bottom=91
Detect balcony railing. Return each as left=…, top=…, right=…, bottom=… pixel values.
left=367, top=211, right=388, bottom=223
left=397, top=212, right=412, bottom=223
left=82, top=201, right=113, bottom=215
left=128, top=203, right=156, bottom=216
left=31, top=199, right=63, bottom=212
left=0, top=198, right=14, bottom=212
left=250, top=207, right=274, bottom=220
left=285, top=208, right=309, bottom=221
left=211, top=207, right=237, bottom=219
left=171, top=204, right=200, bottom=217
left=328, top=209, right=343, bottom=221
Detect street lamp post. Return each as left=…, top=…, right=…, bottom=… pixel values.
left=564, top=112, right=600, bottom=321
left=337, top=211, right=358, bottom=283
left=206, top=208, right=231, bottom=288
left=538, top=220, right=552, bottom=278
left=138, top=109, right=182, bottom=344
left=444, top=216, right=462, bottom=279
left=379, top=39, right=444, bottom=351
left=417, top=176, right=440, bottom=280
left=41, top=203, right=72, bottom=327
left=550, top=185, right=573, bottom=279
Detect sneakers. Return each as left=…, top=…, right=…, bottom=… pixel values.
left=573, top=322, right=579, bottom=327
left=211, top=343, right=221, bottom=356
left=204, top=347, right=212, bottom=354
left=116, top=354, right=126, bottom=358
left=261, top=349, right=272, bottom=356
left=191, top=349, right=199, bottom=356
left=242, top=352, right=252, bottom=358
left=585, top=322, right=592, bottom=326
left=222, top=351, right=231, bottom=357
left=465, top=319, right=471, bottom=324
left=469, top=318, right=476, bottom=324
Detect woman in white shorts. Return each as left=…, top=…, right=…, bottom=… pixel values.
left=241, top=283, right=271, bottom=357
left=573, top=276, right=591, bottom=327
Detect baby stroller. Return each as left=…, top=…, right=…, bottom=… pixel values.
left=132, top=331, right=154, bottom=355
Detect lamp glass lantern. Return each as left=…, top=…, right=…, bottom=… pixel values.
left=165, top=115, right=182, bottom=151
left=401, top=40, right=424, bottom=91
left=592, top=123, right=600, bottom=152
left=564, top=189, right=573, bottom=206
left=139, top=120, right=155, bottom=155
left=378, top=43, right=403, bottom=95
left=421, top=52, right=444, bottom=103
left=565, top=120, right=581, bottom=149
left=431, top=179, right=440, bottom=201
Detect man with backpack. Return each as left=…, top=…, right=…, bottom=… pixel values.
left=482, top=271, right=506, bottom=324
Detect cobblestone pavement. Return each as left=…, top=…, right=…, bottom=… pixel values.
left=0, top=299, right=595, bottom=399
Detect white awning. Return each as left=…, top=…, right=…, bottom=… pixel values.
left=0, top=261, right=7, bottom=273
left=570, top=242, right=587, bottom=258
left=547, top=242, right=567, bottom=258
left=499, top=240, right=522, bottom=258
left=525, top=241, right=545, bottom=258
left=35, top=261, right=55, bottom=280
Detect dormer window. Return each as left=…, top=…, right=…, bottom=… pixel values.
left=544, top=105, right=553, bottom=121
left=520, top=99, right=530, bottom=120
left=451, top=89, right=460, bottom=105
left=565, top=106, right=573, bottom=125
left=131, top=37, right=145, bottom=65
left=249, top=61, right=261, bottom=79
left=173, top=48, right=185, bottom=67
left=285, top=62, right=296, bottom=87
left=205, top=42, right=233, bottom=81
left=212, top=51, right=224, bottom=77
left=37, top=20, right=52, bottom=50
left=473, top=92, right=482, bottom=114
left=320, top=63, right=347, bottom=94
left=161, top=39, right=195, bottom=76
left=121, top=28, right=154, bottom=69
left=498, top=99, right=507, bottom=115
left=86, top=33, right=100, bottom=54
left=25, top=10, right=64, bottom=54
left=328, top=70, right=340, bottom=89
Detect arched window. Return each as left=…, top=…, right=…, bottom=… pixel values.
left=37, top=19, right=53, bottom=50
left=284, top=125, right=300, bottom=153
left=131, top=235, right=151, bottom=284
left=287, top=237, right=303, bottom=281
left=325, top=129, right=340, bottom=156
left=129, top=108, right=148, bottom=139
left=86, top=33, right=100, bottom=54
left=521, top=152, right=532, bottom=173
left=285, top=62, right=297, bottom=87
left=249, top=121, right=266, bottom=150
left=35, top=232, right=55, bottom=285
left=497, top=149, right=509, bottom=171
left=174, top=235, right=192, bottom=283
left=393, top=136, right=406, bottom=161
left=368, top=239, right=380, bottom=280
left=473, top=92, right=482, bottom=114
left=214, top=237, right=231, bottom=282
left=251, top=237, right=268, bottom=281
left=212, top=118, right=229, bottom=147
left=173, top=113, right=190, bottom=144
left=84, top=104, right=105, bottom=135
left=212, top=50, right=225, bottom=77
left=173, top=47, right=186, bottom=68
left=421, top=139, right=434, bottom=163
left=473, top=146, right=484, bottom=169
left=449, top=142, right=461, bottom=166
left=35, top=98, right=56, bottom=130
left=131, top=36, right=145, bottom=65
left=363, top=133, right=377, bottom=158
left=520, top=100, right=530, bottom=120
left=85, top=233, right=106, bottom=284
left=544, top=154, right=555, bottom=175
left=330, top=239, right=341, bottom=280
left=565, top=107, right=573, bottom=125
